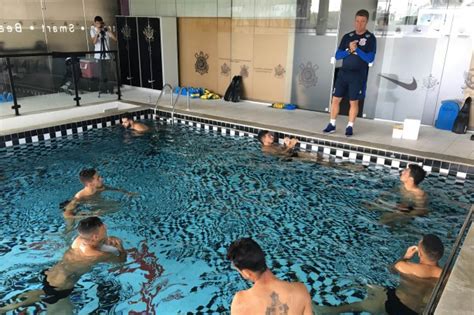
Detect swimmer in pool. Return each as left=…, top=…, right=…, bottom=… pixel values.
left=0, top=216, right=126, bottom=314
left=368, top=164, right=428, bottom=224
left=121, top=112, right=150, bottom=133
left=314, top=234, right=444, bottom=315
left=257, top=130, right=364, bottom=171
left=62, top=168, right=136, bottom=219
left=227, top=238, right=313, bottom=315
left=257, top=130, right=299, bottom=157
left=398, top=164, right=428, bottom=211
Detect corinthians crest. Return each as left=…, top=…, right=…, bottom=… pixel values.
left=221, top=62, right=231, bottom=76
left=463, top=68, right=474, bottom=90
left=274, top=64, right=286, bottom=78
left=299, top=62, right=319, bottom=88
left=240, top=65, right=249, bottom=78
left=422, top=74, right=439, bottom=90
left=195, top=51, right=209, bottom=75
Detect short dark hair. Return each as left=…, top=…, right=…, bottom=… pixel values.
left=77, top=216, right=104, bottom=236
left=94, top=16, right=103, bottom=23
left=356, top=9, right=369, bottom=20
left=421, top=234, right=444, bottom=261
left=227, top=238, right=267, bottom=274
left=408, top=164, right=426, bottom=185
left=121, top=112, right=133, bottom=121
left=79, top=168, right=97, bottom=184
left=257, top=130, right=270, bottom=144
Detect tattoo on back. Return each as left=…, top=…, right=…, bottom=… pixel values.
left=265, top=292, right=289, bottom=315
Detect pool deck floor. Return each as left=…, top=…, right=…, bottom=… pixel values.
left=435, top=209, right=474, bottom=315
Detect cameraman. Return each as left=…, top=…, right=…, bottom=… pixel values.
left=90, top=16, right=116, bottom=59
left=90, top=16, right=117, bottom=94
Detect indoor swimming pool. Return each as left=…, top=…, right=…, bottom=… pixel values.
left=0, top=121, right=472, bottom=314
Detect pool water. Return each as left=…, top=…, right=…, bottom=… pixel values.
left=0, top=122, right=472, bottom=314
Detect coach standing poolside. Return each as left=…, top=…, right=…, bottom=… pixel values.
left=323, top=9, right=376, bottom=137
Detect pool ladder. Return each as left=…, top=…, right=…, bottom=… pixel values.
left=153, top=83, right=173, bottom=119
left=153, top=84, right=191, bottom=125
left=171, top=87, right=191, bottom=124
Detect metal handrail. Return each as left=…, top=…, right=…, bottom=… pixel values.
left=0, top=50, right=117, bottom=58
left=1, top=49, right=120, bottom=116
left=153, top=83, right=174, bottom=119
left=171, top=87, right=191, bottom=124
left=423, top=205, right=473, bottom=314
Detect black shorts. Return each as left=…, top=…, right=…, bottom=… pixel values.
left=40, top=270, right=74, bottom=304
left=332, top=70, right=367, bottom=100
left=385, top=287, right=418, bottom=315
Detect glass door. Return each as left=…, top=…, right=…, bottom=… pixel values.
left=365, top=0, right=461, bottom=123
left=291, top=0, right=342, bottom=111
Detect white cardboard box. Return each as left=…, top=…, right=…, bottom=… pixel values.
left=402, top=119, right=421, bottom=140
left=392, top=124, right=403, bottom=139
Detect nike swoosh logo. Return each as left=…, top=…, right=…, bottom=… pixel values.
left=379, top=74, right=417, bottom=90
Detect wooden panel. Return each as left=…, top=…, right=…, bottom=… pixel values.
left=178, top=18, right=219, bottom=92
left=178, top=17, right=294, bottom=102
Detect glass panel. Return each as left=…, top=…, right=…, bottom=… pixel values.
left=365, top=0, right=457, bottom=123
left=0, top=58, right=15, bottom=118
left=428, top=0, right=474, bottom=126
left=79, top=52, right=119, bottom=105
left=41, top=0, right=89, bottom=52
left=0, top=0, right=48, bottom=54
left=291, top=0, right=342, bottom=111
left=0, top=52, right=119, bottom=117
left=0, top=55, right=74, bottom=115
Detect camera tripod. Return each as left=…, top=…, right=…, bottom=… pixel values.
left=97, top=29, right=111, bottom=98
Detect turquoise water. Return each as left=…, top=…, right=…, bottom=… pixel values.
left=0, top=122, right=472, bottom=314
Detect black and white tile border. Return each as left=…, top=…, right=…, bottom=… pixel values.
left=155, top=110, right=473, bottom=182
left=0, top=108, right=472, bottom=181
left=0, top=109, right=151, bottom=148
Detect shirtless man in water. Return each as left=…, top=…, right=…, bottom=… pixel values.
left=376, top=164, right=428, bottom=224
left=121, top=112, right=149, bottom=133
left=257, top=130, right=299, bottom=157
left=257, top=130, right=364, bottom=171
left=0, top=216, right=126, bottom=314
left=315, top=234, right=444, bottom=315
left=227, top=238, right=313, bottom=315
left=63, top=168, right=134, bottom=219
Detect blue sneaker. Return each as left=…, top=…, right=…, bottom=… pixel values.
left=345, top=126, right=353, bottom=136
left=323, top=123, right=336, bottom=133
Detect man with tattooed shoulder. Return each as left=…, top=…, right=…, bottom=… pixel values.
left=227, top=238, right=313, bottom=315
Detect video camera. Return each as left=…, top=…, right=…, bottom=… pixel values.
left=99, top=26, right=108, bottom=36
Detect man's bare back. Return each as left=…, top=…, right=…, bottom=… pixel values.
left=227, top=238, right=312, bottom=315
left=232, top=274, right=312, bottom=315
